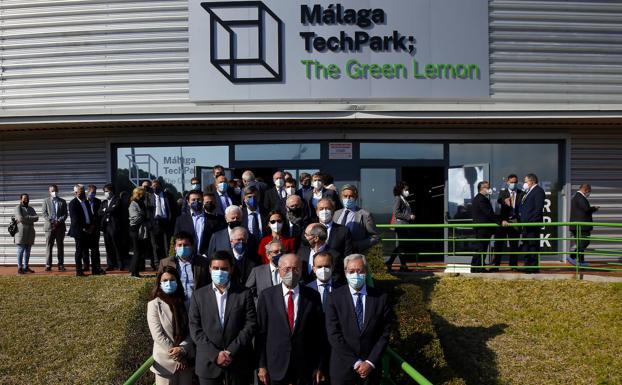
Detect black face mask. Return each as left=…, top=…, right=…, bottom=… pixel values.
left=78, top=192, right=86, bottom=200
left=288, top=207, right=302, bottom=218
left=301, top=236, right=310, bottom=247
left=204, top=202, right=215, bottom=213
left=228, top=220, right=242, bottom=229
left=22, top=201, right=29, bottom=207
left=143, top=186, right=152, bottom=193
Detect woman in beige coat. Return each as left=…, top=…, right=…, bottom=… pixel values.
left=147, top=266, right=194, bottom=385
left=15, top=193, right=39, bottom=274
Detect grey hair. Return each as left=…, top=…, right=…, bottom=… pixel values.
left=225, top=205, right=242, bottom=216
left=73, top=184, right=84, bottom=192
left=309, top=223, right=328, bottom=242
left=265, top=238, right=284, bottom=254
left=242, top=170, right=255, bottom=181
left=278, top=253, right=301, bottom=268
left=340, top=184, right=358, bottom=195
left=525, top=173, right=539, bottom=184
left=230, top=226, right=248, bottom=239
left=343, top=254, right=368, bottom=270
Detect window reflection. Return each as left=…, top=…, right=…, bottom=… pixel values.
left=235, top=144, right=320, bottom=161
left=360, top=143, right=443, bottom=159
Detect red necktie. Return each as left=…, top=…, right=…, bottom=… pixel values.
left=287, top=290, right=294, bottom=332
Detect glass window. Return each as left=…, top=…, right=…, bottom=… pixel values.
left=115, top=145, right=229, bottom=197
left=235, top=143, right=320, bottom=161
left=360, top=143, right=443, bottom=159
left=360, top=168, right=396, bottom=224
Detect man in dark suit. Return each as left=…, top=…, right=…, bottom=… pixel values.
left=189, top=250, right=257, bottom=385
left=84, top=184, right=105, bottom=275
left=297, top=223, right=339, bottom=283
left=334, top=185, right=381, bottom=254
left=246, top=239, right=284, bottom=299
left=241, top=169, right=268, bottom=206
left=316, top=198, right=353, bottom=280
left=175, top=191, right=226, bottom=258
left=206, top=173, right=241, bottom=216
left=42, top=184, right=68, bottom=271
left=207, top=206, right=257, bottom=258
left=99, top=184, right=123, bottom=270
left=518, top=173, right=546, bottom=274
left=303, top=172, right=342, bottom=215
left=241, top=186, right=267, bottom=243
left=150, top=179, right=178, bottom=268
left=68, top=184, right=96, bottom=276
left=283, top=194, right=312, bottom=250
left=257, top=253, right=327, bottom=385
left=494, top=174, right=524, bottom=270
left=306, top=251, right=342, bottom=311
left=264, top=171, right=288, bottom=214
left=326, top=254, right=393, bottom=385
left=471, top=181, right=508, bottom=273
left=569, top=184, right=599, bottom=266
left=228, top=227, right=259, bottom=286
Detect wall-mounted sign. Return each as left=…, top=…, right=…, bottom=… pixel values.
left=329, top=142, right=353, bottom=159
left=189, top=0, right=489, bottom=101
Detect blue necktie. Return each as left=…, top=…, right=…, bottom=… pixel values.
left=320, top=284, right=329, bottom=311
left=355, top=293, right=364, bottom=332
left=251, top=212, right=260, bottom=237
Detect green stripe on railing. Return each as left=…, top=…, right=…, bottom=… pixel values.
left=123, top=356, right=154, bottom=385
left=385, top=347, right=434, bottom=385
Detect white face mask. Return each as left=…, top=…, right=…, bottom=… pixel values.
left=522, top=182, right=530, bottom=191
left=285, top=187, right=296, bottom=196
left=104, top=191, right=111, bottom=200
left=312, top=180, right=323, bottom=190
left=482, top=188, right=490, bottom=196
left=318, top=209, right=333, bottom=223
left=50, top=191, right=57, bottom=198
left=274, top=178, right=285, bottom=188
left=402, top=190, right=410, bottom=198
left=269, top=222, right=283, bottom=233
left=315, top=267, right=332, bottom=282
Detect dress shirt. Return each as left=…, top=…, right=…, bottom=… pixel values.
left=324, top=221, right=333, bottom=241
left=312, top=190, right=323, bottom=209
left=281, top=283, right=300, bottom=327
left=52, top=198, right=59, bottom=221
left=349, top=284, right=375, bottom=369
left=212, top=282, right=230, bottom=327
left=338, top=209, right=356, bottom=229
left=155, top=193, right=167, bottom=219
left=191, top=212, right=205, bottom=254
left=279, top=188, right=286, bottom=199
left=79, top=200, right=91, bottom=225
left=316, top=279, right=333, bottom=305
left=308, top=244, right=326, bottom=273
left=218, top=192, right=232, bottom=210
left=270, top=263, right=281, bottom=285
left=178, top=258, right=195, bottom=305
left=247, top=208, right=260, bottom=237
left=510, top=190, right=517, bottom=208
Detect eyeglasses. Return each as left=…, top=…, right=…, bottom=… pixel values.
left=280, top=266, right=300, bottom=273
left=268, top=249, right=283, bottom=255
left=269, top=219, right=283, bottom=224
left=346, top=269, right=365, bottom=274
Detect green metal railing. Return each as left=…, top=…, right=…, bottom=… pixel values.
left=378, top=221, right=622, bottom=278
left=123, top=356, right=154, bottom=385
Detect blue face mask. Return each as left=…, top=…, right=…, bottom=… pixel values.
left=176, top=246, right=192, bottom=259
left=508, top=183, right=517, bottom=191
left=160, top=280, right=177, bottom=295
left=233, top=242, right=246, bottom=255
left=89, top=192, right=96, bottom=200
left=190, top=201, right=202, bottom=212
left=342, top=198, right=356, bottom=210
left=247, top=196, right=256, bottom=210
left=191, top=183, right=201, bottom=190
left=218, top=182, right=228, bottom=192
left=346, top=273, right=366, bottom=290
left=271, top=253, right=282, bottom=266
left=211, top=269, right=229, bottom=286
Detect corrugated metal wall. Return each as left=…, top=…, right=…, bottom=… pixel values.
left=2, top=0, right=622, bottom=116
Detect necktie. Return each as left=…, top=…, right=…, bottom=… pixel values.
left=320, top=283, right=329, bottom=311
left=340, top=209, right=350, bottom=225
left=355, top=293, right=364, bottom=332
left=251, top=212, right=260, bottom=237
left=511, top=191, right=515, bottom=208
left=287, top=290, right=294, bottom=332
left=273, top=268, right=279, bottom=286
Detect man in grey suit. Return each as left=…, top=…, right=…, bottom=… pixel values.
left=41, top=184, right=68, bottom=271
left=246, top=239, right=283, bottom=299
left=334, top=185, right=381, bottom=254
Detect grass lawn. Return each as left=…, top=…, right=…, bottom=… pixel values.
left=380, top=275, right=622, bottom=385
left=0, top=275, right=154, bottom=385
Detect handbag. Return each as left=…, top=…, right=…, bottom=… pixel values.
left=8, top=217, right=18, bottom=237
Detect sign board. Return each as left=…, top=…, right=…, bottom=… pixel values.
left=189, top=0, right=489, bottom=102
left=329, top=142, right=353, bottom=159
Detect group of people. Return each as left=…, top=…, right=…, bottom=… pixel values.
left=469, top=173, right=598, bottom=272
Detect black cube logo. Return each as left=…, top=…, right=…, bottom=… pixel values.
left=201, top=1, right=284, bottom=84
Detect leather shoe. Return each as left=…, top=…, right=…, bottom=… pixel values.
left=17, top=268, right=24, bottom=275
left=105, top=266, right=116, bottom=272
left=76, top=271, right=85, bottom=277
left=92, top=269, right=106, bottom=276
left=45, top=266, right=52, bottom=272
left=58, top=266, right=66, bottom=271
left=26, top=267, right=35, bottom=273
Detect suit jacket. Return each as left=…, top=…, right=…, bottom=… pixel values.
left=232, top=255, right=258, bottom=287
left=174, top=212, right=227, bottom=256
left=325, top=223, right=353, bottom=280
left=325, top=285, right=393, bottom=383
left=334, top=208, right=380, bottom=253
left=496, top=188, right=523, bottom=221
left=306, top=279, right=343, bottom=310
left=257, top=284, right=327, bottom=381
left=263, top=187, right=287, bottom=214
left=393, top=196, right=412, bottom=224
left=296, top=244, right=340, bottom=284
left=151, top=191, right=179, bottom=230
left=570, top=192, right=597, bottom=232
left=147, top=297, right=194, bottom=376
left=472, top=193, right=501, bottom=236
left=68, top=198, right=94, bottom=239
left=242, top=208, right=267, bottom=243
left=518, top=184, right=545, bottom=224
left=207, top=228, right=259, bottom=264
left=283, top=216, right=312, bottom=250
left=99, top=196, right=122, bottom=234
left=303, top=188, right=342, bottom=215
left=14, top=204, right=39, bottom=245
left=188, top=284, right=257, bottom=379
left=245, top=263, right=278, bottom=299
left=86, top=197, right=102, bottom=232
left=42, top=197, right=67, bottom=233
left=205, top=186, right=240, bottom=216
left=158, top=256, right=212, bottom=290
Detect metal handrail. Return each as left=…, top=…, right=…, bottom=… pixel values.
left=123, top=356, right=154, bottom=385
left=378, top=221, right=622, bottom=279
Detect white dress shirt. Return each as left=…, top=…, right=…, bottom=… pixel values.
left=212, top=282, right=230, bottom=327
left=282, top=283, right=300, bottom=327
left=350, top=284, right=375, bottom=369
left=79, top=199, right=91, bottom=225
left=270, top=263, right=281, bottom=285
left=307, top=243, right=326, bottom=273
